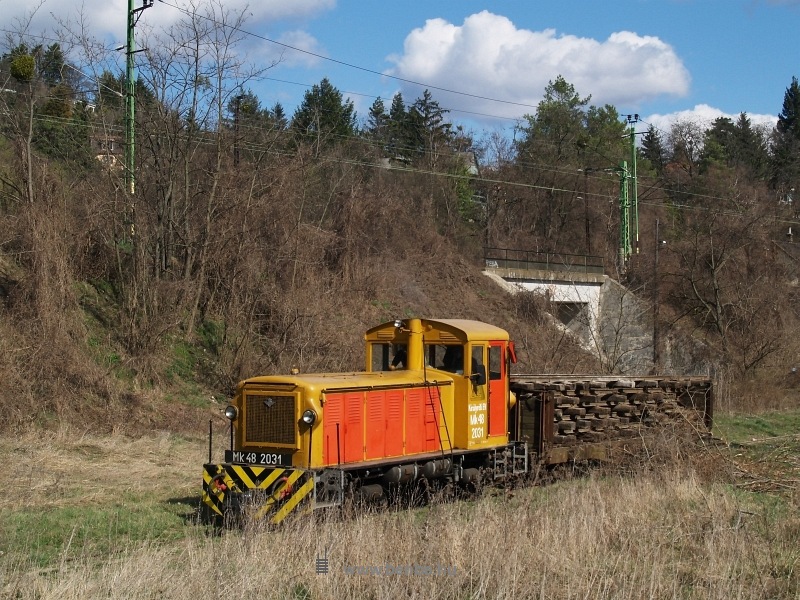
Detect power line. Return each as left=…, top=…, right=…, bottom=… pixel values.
left=4, top=109, right=798, bottom=230
left=0, top=20, right=679, bottom=157
left=261, top=76, right=519, bottom=125
left=13, top=101, right=771, bottom=215
left=1, top=20, right=793, bottom=252
left=155, top=0, right=541, bottom=114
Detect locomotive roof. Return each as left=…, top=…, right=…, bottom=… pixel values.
left=240, top=369, right=452, bottom=392
left=366, top=318, right=509, bottom=342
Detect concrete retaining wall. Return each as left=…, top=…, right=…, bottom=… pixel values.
left=484, top=271, right=713, bottom=376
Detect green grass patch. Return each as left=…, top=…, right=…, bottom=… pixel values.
left=714, top=409, right=800, bottom=445
left=77, top=280, right=139, bottom=382
left=164, top=336, right=218, bottom=408
left=370, top=299, right=393, bottom=312
left=196, top=319, right=224, bottom=354
left=727, top=482, right=791, bottom=517
left=2, top=499, right=201, bottom=569
left=167, top=340, right=196, bottom=381
left=716, top=409, right=800, bottom=513
left=77, top=279, right=119, bottom=328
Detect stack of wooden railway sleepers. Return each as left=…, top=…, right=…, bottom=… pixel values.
left=511, top=376, right=713, bottom=450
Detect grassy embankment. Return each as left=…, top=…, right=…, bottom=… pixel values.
left=1, top=411, right=798, bottom=599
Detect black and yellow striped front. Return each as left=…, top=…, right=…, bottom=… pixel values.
left=202, top=464, right=314, bottom=525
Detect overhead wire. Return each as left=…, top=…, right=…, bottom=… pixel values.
left=1, top=8, right=788, bottom=223
left=0, top=9, right=647, bottom=170
left=1, top=69, right=783, bottom=217
left=20, top=112, right=779, bottom=217
left=219, top=105, right=768, bottom=211
left=4, top=108, right=798, bottom=227
left=154, top=0, right=541, bottom=114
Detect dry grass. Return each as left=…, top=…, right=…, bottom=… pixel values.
left=1, top=423, right=798, bottom=599
left=0, top=425, right=214, bottom=575
left=1, top=427, right=204, bottom=511
left=4, top=472, right=798, bottom=599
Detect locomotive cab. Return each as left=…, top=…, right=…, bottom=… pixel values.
left=365, top=318, right=515, bottom=450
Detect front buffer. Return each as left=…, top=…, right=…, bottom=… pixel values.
left=202, top=463, right=314, bottom=525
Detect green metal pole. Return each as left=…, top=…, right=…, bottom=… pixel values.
left=618, top=161, right=630, bottom=268
left=126, top=0, right=135, bottom=195
left=630, top=123, right=639, bottom=254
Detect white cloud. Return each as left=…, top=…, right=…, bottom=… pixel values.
left=385, top=11, right=691, bottom=120
left=0, top=0, right=334, bottom=53
left=645, top=104, right=777, bottom=134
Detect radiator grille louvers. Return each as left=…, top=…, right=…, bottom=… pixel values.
left=244, top=394, right=296, bottom=446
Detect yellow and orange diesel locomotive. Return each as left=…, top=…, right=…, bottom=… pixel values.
left=201, top=318, right=713, bottom=524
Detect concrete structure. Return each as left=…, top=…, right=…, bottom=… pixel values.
left=484, top=264, right=712, bottom=376
left=485, top=266, right=604, bottom=345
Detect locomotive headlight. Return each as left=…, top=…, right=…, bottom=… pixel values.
left=301, top=409, right=316, bottom=425
left=224, top=405, right=238, bottom=421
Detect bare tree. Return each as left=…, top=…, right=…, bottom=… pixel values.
left=665, top=119, right=705, bottom=182
left=668, top=209, right=788, bottom=376
left=124, top=0, right=274, bottom=346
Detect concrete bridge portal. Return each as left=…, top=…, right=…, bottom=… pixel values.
left=483, top=248, right=710, bottom=376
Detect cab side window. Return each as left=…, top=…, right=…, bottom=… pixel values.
left=442, top=345, right=464, bottom=373
left=371, top=343, right=389, bottom=371
left=390, top=344, right=407, bottom=370
left=471, top=345, right=487, bottom=385
left=371, top=343, right=407, bottom=372
left=489, top=345, right=502, bottom=380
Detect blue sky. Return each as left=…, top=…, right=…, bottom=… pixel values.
left=4, top=0, right=799, bottom=136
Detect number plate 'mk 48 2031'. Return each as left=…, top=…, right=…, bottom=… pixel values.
left=225, top=450, right=292, bottom=466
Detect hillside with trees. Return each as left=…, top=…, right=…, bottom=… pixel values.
left=1, top=7, right=799, bottom=432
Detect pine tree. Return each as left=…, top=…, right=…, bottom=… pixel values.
left=40, top=44, right=66, bottom=86
left=227, top=89, right=261, bottom=120
left=97, top=70, right=125, bottom=109
left=584, top=104, right=627, bottom=166
left=733, top=113, right=768, bottom=179
left=411, top=89, right=452, bottom=167
left=270, top=102, right=288, bottom=130
left=366, top=97, right=387, bottom=134
left=291, top=77, right=356, bottom=148
left=517, top=75, right=591, bottom=162
left=96, top=71, right=155, bottom=112
left=640, top=125, right=667, bottom=174
left=403, top=105, right=426, bottom=160
left=699, top=113, right=768, bottom=179
left=700, top=117, right=736, bottom=172
left=771, top=76, right=800, bottom=198
left=365, top=97, right=389, bottom=153
left=777, top=77, right=800, bottom=136
left=387, top=92, right=408, bottom=159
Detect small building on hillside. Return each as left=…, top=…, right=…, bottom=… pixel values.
left=91, top=135, right=123, bottom=169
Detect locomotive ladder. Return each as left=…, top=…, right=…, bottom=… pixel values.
left=426, top=382, right=453, bottom=458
